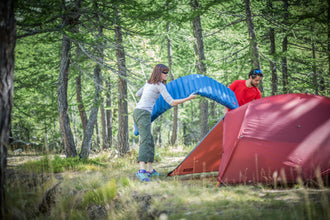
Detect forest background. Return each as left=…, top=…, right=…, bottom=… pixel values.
left=10, top=0, right=330, bottom=158
left=0, top=0, right=329, bottom=218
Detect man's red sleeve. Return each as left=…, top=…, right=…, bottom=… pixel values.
left=255, top=89, right=262, bottom=100
left=229, top=80, right=238, bottom=91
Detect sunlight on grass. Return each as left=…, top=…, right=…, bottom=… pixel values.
left=18, top=155, right=108, bottom=173
left=5, top=146, right=330, bottom=219
left=82, top=179, right=117, bottom=207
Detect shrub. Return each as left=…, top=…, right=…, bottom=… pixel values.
left=82, top=179, right=117, bottom=207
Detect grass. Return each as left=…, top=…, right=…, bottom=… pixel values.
left=5, top=145, right=330, bottom=220
left=17, top=154, right=108, bottom=173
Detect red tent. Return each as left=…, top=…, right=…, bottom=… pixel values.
left=168, top=119, right=224, bottom=176
left=169, top=94, right=330, bottom=184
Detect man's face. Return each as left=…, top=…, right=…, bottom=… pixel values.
left=250, top=75, right=262, bottom=87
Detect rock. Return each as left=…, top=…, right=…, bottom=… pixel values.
left=131, top=191, right=153, bottom=219
left=87, top=205, right=107, bottom=219
left=38, top=182, right=61, bottom=214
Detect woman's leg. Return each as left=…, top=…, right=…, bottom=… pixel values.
left=139, top=161, right=146, bottom=170
left=133, top=109, right=154, bottom=181
left=147, top=162, right=153, bottom=172
left=133, top=109, right=155, bottom=163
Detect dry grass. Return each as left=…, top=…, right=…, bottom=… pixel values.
left=5, top=146, right=330, bottom=220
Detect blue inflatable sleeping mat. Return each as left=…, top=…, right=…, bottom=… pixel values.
left=134, top=74, right=238, bottom=136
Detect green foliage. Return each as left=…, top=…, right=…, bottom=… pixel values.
left=12, top=0, right=330, bottom=153
left=19, top=155, right=107, bottom=173
left=154, top=151, right=162, bottom=162
left=82, top=179, right=117, bottom=208
left=13, top=33, right=61, bottom=145
left=119, top=176, right=130, bottom=187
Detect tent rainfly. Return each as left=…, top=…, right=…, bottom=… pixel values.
left=169, top=93, right=330, bottom=185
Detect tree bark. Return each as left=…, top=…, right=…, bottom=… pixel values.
left=80, top=0, right=104, bottom=158
left=166, top=22, right=178, bottom=146
left=57, top=0, right=82, bottom=157
left=268, top=0, right=278, bottom=95
left=282, top=0, right=289, bottom=94
left=154, top=120, right=162, bottom=146
left=270, top=27, right=278, bottom=95
left=324, top=0, right=330, bottom=95
left=312, top=41, right=318, bottom=95
left=100, top=102, right=107, bottom=149
left=328, top=0, right=330, bottom=82
left=75, top=47, right=88, bottom=132
left=58, top=33, right=77, bottom=157
left=0, top=0, right=16, bottom=217
left=106, top=78, right=112, bottom=148
left=191, top=0, right=209, bottom=139
left=244, top=0, right=263, bottom=92
left=79, top=64, right=102, bottom=158
left=115, top=10, right=129, bottom=156
left=244, top=0, right=260, bottom=69
left=95, top=118, right=100, bottom=148
left=93, top=0, right=107, bottom=150
left=209, top=101, right=216, bottom=122
left=75, top=71, right=87, bottom=132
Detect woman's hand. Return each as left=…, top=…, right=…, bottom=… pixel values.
left=170, top=93, right=197, bottom=106
left=188, top=93, right=197, bottom=100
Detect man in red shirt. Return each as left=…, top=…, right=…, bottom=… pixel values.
left=228, top=69, right=263, bottom=110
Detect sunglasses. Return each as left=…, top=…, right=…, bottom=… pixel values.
left=253, top=69, right=262, bottom=75
left=162, top=71, right=168, bottom=74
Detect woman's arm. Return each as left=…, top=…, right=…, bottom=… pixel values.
left=170, top=93, right=196, bottom=106
left=136, top=85, right=145, bottom=97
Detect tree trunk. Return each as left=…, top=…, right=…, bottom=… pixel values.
left=106, top=78, right=112, bottom=148
left=210, top=101, right=216, bottom=122
left=93, top=1, right=107, bottom=150
left=79, top=64, right=102, bottom=158
left=244, top=0, right=260, bottom=69
left=0, top=0, right=15, bottom=217
left=154, top=120, right=162, bottom=147
left=100, top=103, right=107, bottom=149
left=57, top=0, right=82, bottom=157
left=282, top=0, right=289, bottom=94
left=80, top=0, right=104, bottom=158
left=268, top=0, right=278, bottom=95
left=324, top=0, right=330, bottom=95
left=328, top=0, right=330, bottom=84
left=166, top=22, right=178, bottom=146
left=115, top=10, right=129, bottom=156
left=75, top=47, right=88, bottom=132
left=282, top=37, right=288, bottom=94
left=58, top=33, right=77, bottom=157
left=312, top=41, right=318, bottom=95
left=270, top=27, right=278, bottom=95
left=95, top=118, right=100, bottom=148
left=244, top=0, right=263, bottom=93
left=191, top=0, right=209, bottom=139
left=75, top=71, right=88, bottom=132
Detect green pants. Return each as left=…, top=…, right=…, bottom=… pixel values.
left=133, top=109, right=155, bottom=162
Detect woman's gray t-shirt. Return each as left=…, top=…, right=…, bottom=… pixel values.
left=135, top=83, right=174, bottom=113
